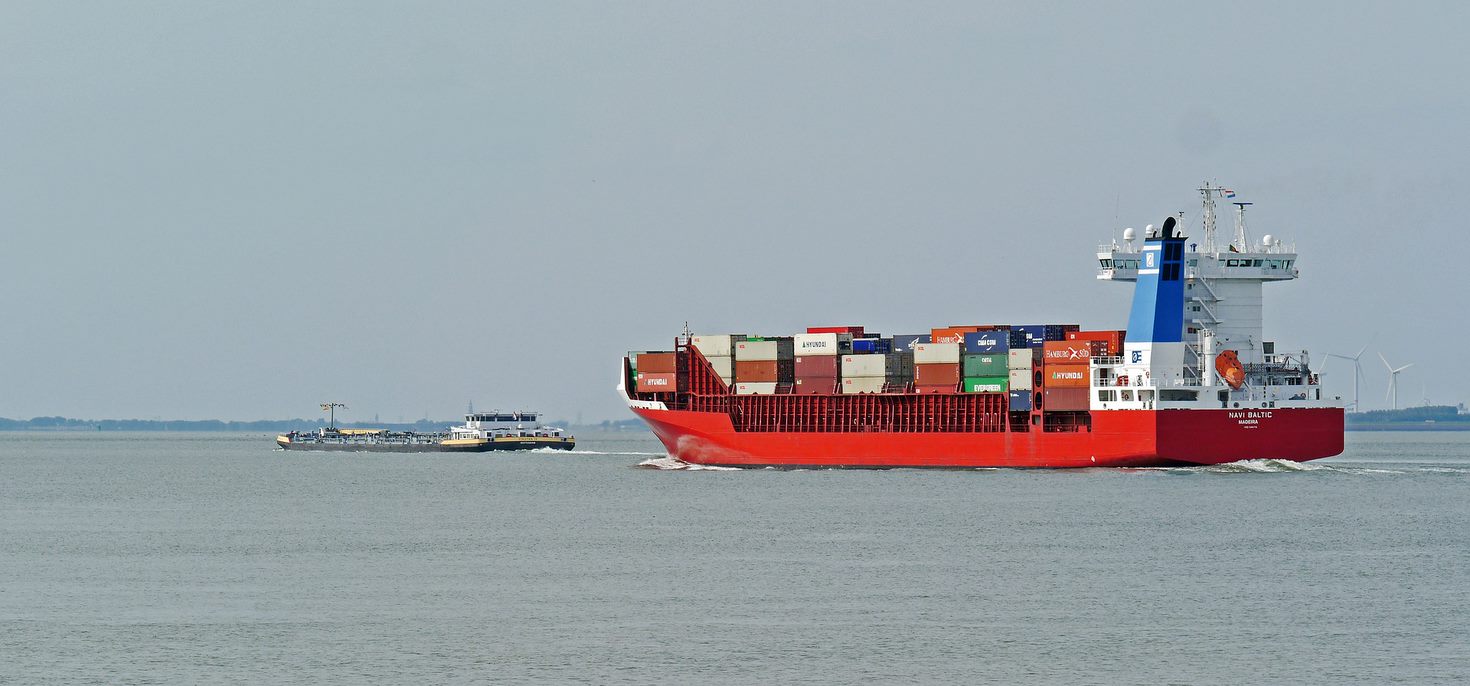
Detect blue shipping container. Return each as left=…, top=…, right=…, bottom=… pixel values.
left=852, top=338, right=892, bottom=354
left=1009, top=390, right=1033, bottom=411
left=1010, top=324, right=1046, bottom=348
left=963, top=329, right=1010, bottom=354
left=891, top=334, right=931, bottom=353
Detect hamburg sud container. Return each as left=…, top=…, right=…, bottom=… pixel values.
left=1041, top=340, right=1103, bottom=366
left=1066, top=329, right=1126, bottom=356
left=931, top=326, right=982, bottom=345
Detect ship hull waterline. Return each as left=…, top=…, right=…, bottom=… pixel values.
left=631, top=405, right=1344, bottom=469
left=275, top=438, right=575, bottom=453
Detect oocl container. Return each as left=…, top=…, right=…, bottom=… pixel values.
left=963, top=330, right=1010, bottom=354
left=963, top=377, right=1008, bottom=393
left=913, top=342, right=961, bottom=365
left=734, top=338, right=794, bottom=361
left=636, top=372, right=679, bottom=393
left=915, top=363, right=961, bottom=386
left=841, top=377, right=887, bottom=394
left=692, top=335, right=742, bottom=358
left=734, top=382, right=779, bottom=395
left=1044, top=365, right=1090, bottom=388
left=962, top=353, right=1008, bottom=377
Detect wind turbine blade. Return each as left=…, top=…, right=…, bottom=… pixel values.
left=1379, top=351, right=1393, bottom=372
left=1353, top=342, right=1369, bottom=359
left=1395, top=363, right=1414, bottom=373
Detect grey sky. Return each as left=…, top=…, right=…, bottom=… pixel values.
left=3, top=2, right=1465, bottom=422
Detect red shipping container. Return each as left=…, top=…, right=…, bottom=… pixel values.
left=915, top=384, right=958, bottom=395
left=930, top=326, right=982, bottom=344
left=793, top=377, right=838, bottom=394
left=636, top=372, right=678, bottom=393
left=806, top=326, right=865, bottom=335
left=793, top=355, right=839, bottom=377
left=1066, top=330, right=1125, bottom=356
left=1041, top=340, right=1100, bottom=364
left=1043, top=365, right=1090, bottom=388
left=735, top=360, right=779, bottom=382
left=1043, top=387, right=1090, bottom=410
left=636, top=352, right=678, bottom=374
left=915, top=363, right=961, bottom=385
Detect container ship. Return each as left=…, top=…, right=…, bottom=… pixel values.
left=276, top=411, right=574, bottom=452
left=618, top=186, right=1344, bottom=468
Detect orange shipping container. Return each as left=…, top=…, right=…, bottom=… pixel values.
left=1043, top=387, right=1091, bottom=411
left=636, top=372, right=679, bottom=393
left=915, top=384, right=958, bottom=395
left=1066, top=330, right=1125, bottom=356
left=637, top=352, right=678, bottom=374
left=1043, top=365, right=1090, bottom=388
left=1042, top=340, right=1097, bottom=364
left=915, top=363, right=961, bottom=386
left=734, top=360, right=779, bottom=382
left=930, top=326, right=983, bottom=344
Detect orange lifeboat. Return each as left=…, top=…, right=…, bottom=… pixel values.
left=1215, top=350, right=1245, bottom=389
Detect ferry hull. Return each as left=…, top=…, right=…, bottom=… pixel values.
left=275, top=437, right=575, bottom=453
left=630, top=406, right=1343, bottom=469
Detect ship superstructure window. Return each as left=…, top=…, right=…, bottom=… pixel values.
left=1100, top=259, right=1113, bottom=268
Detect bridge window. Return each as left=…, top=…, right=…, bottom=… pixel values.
left=1100, top=259, right=1113, bottom=268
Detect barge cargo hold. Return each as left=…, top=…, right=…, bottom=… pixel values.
left=619, top=185, right=1344, bottom=468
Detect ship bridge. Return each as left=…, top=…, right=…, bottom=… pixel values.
left=1097, top=184, right=1300, bottom=370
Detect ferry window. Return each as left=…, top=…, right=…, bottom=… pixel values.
left=1188, top=259, right=1198, bottom=266
left=1252, top=259, right=1263, bottom=267
left=1100, top=259, right=1112, bottom=268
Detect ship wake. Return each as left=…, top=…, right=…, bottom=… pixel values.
left=636, top=456, right=742, bottom=471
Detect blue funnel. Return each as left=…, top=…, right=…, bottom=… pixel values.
left=1125, top=218, right=1187, bottom=344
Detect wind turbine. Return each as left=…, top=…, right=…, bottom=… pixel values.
left=1325, top=342, right=1370, bottom=412
left=1379, top=353, right=1413, bottom=411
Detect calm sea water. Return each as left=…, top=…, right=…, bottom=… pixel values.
left=2, top=430, right=1468, bottom=684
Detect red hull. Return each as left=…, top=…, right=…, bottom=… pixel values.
left=631, top=405, right=1344, bottom=468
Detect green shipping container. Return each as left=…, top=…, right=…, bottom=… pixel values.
left=963, top=376, right=1009, bottom=393
left=962, top=354, right=1009, bottom=377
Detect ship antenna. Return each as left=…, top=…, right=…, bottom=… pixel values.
left=320, top=402, right=346, bottom=429
left=1232, top=201, right=1254, bottom=251
left=1198, top=181, right=1223, bottom=254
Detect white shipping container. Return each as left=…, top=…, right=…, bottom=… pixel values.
left=704, top=355, right=733, bottom=379
left=793, top=333, right=848, bottom=356
left=1008, top=348, right=1035, bottom=370
left=692, top=335, right=738, bottom=358
left=841, top=377, right=887, bottom=394
left=841, top=354, right=887, bottom=378
left=1008, top=368, right=1033, bottom=390
left=734, top=382, right=778, bottom=395
left=734, top=340, right=786, bottom=361
left=914, top=342, right=961, bottom=364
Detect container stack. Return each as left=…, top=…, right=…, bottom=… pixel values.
left=961, top=329, right=1009, bottom=394
left=913, top=342, right=961, bottom=394
left=733, top=337, right=794, bottom=395
left=634, top=351, right=680, bottom=393
left=1007, top=347, right=1039, bottom=410
left=793, top=332, right=848, bottom=395
left=691, top=335, right=740, bottom=386
left=1040, top=340, right=1102, bottom=410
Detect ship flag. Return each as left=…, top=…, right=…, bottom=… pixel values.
left=1223, top=188, right=1237, bottom=198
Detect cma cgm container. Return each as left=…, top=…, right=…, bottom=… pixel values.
left=963, top=330, right=1010, bottom=354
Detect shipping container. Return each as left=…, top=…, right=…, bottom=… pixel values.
left=915, top=363, right=961, bottom=386
left=913, top=342, right=961, bottom=364
left=1044, top=365, right=1090, bottom=388
left=1066, top=329, right=1126, bottom=356
left=963, top=376, right=1009, bottom=393
left=1041, top=340, right=1097, bottom=365
left=851, top=338, right=892, bottom=354
left=636, top=352, right=678, bottom=374
left=1043, top=387, right=1090, bottom=411
left=704, top=355, right=733, bottom=379
left=1008, top=367, right=1033, bottom=390
left=930, top=326, right=983, bottom=344
left=794, top=377, right=838, bottom=394
left=915, top=384, right=958, bottom=395
left=841, top=354, right=886, bottom=378
left=963, top=330, right=1011, bottom=354
left=806, top=326, right=865, bottom=335
left=793, top=333, right=852, bottom=357
left=734, top=338, right=794, bottom=361
left=962, top=353, right=1008, bottom=377
left=1044, top=324, right=1081, bottom=342
left=692, top=335, right=742, bottom=358
left=891, top=334, right=931, bottom=354
left=734, top=360, right=780, bottom=382
left=734, top=382, right=779, bottom=395
left=1008, top=390, right=1033, bottom=411
left=794, top=355, right=840, bottom=377
left=635, top=372, right=679, bottom=393
left=840, top=377, right=887, bottom=394
left=1008, top=325, right=1046, bottom=349
left=1008, top=348, right=1040, bottom=369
